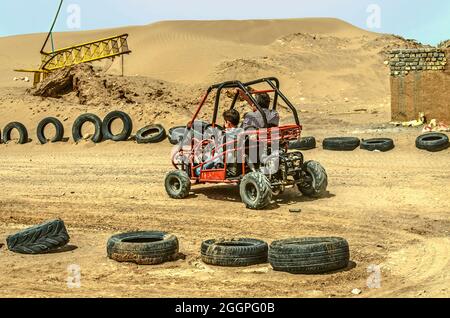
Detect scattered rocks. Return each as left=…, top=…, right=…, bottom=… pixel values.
left=13, top=76, right=30, bottom=82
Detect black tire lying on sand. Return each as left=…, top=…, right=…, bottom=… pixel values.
left=107, top=231, right=179, bottom=265
left=360, top=138, right=395, bottom=152
left=323, top=137, right=360, bottom=151
left=168, top=126, right=188, bottom=145
left=3, top=122, right=29, bottom=144
left=37, top=117, right=64, bottom=144
left=102, top=111, right=133, bottom=142
left=6, top=219, right=70, bottom=254
left=72, top=113, right=103, bottom=143
left=201, top=238, right=268, bottom=267
left=415, top=133, right=449, bottom=152
left=136, top=124, right=166, bottom=144
left=269, top=237, right=350, bottom=274
left=288, top=136, right=316, bottom=150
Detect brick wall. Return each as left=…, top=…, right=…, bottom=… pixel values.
left=389, top=48, right=450, bottom=122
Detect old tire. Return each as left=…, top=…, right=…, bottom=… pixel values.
left=360, top=138, right=395, bottom=152
left=107, top=231, right=179, bottom=265
left=37, top=117, right=64, bottom=144
left=323, top=137, right=360, bottom=151
left=102, top=111, right=133, bottom=141
left=289, top=136, right=316, bottom=150
left=72, top=113, right=103, bottom=143
left=3, top=122, right=28, bottom=144
left=168, top=126, right=188, bottom=145
left=136, top=125, right=166, bottom=144
left=416, top=133, right=449, bottom=152
left=269, top=237, right=350, bottom=274
left=239, top=172, right=272, bottom=210
left=165, top=170, right=191, bottom=199
left=298, top=161, right=328, bottom=198
left=6, top=219, right=70, bottom=254
left=201, top=238, right=268, bottom=267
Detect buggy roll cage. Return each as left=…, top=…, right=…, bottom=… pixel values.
left=171, top=78, right=303, bottom=178
left=188, top=77, right=301, bottom=129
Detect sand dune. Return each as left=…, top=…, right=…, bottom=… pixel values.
left=1, top=17, right=420, bottom=113
left=0, top=17, right=429, bottom=134
left=1, top=18, right=377, bottom=85
left=0, top=17, right=425, bottom=133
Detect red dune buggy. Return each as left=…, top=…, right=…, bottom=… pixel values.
left=164, top=77, right=328, bottom=210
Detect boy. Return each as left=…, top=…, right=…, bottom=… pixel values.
left=196, top=109, right=241, bottom=175
left=240, top=91, right=280, bottom=129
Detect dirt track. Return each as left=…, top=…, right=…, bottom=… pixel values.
left=0, top=131, right=449, bottom=298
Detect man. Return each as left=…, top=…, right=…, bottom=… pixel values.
left=242, top=92, right=280, bottom=129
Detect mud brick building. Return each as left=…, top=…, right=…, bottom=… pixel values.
left=389, top=48, right=450, bottom=122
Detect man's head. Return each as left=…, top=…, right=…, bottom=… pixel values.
left=223, top=109, right=240, bottom=129
left=253, top=93, right=271, bottom=111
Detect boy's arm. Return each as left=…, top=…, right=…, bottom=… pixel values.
left=237, top=89, right=255, bottom=107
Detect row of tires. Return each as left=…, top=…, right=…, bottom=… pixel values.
left=0, top=111, right=167, bottom=144
left=4, top=219, right=350, bottom=275
left=3, top=112, right=447, bottom=152
left=289, top=133, right=450, bottom=152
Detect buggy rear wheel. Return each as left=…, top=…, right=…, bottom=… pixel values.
left=165, top=170, right=191, bottom=199
left=239, top=172, right=272, bottom=210
left=298, top=161, right=328, bottom=198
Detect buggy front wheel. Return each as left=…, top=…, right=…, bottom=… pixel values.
left=298, top=161, right=328, bottom=198
left=239, top=172, right=272, bottom=210
left=165, top=170, right=191, bottom=199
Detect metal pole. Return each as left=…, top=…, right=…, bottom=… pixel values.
left=50, top=33, right=55, bottom=53
left=41, top=0, right=64, bottom=54
left=121, top=54, right=124, bottom=77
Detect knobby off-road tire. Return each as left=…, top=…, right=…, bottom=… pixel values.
left=323, top=137, right=360, bottom=151
left=239, top=172, right=272, bottom=210
left=360, top=138, right=395, bottom=152
left=288, top=136, right=316, bottom=150
left=298, top=161, right=328, bottom=198
left=165, top=170, right=191, bottom=199
left=102, top=111, right=133, bottom=142
left=269, top=237, right=350, bottom=274
left=72, top=113, right=103, bottom=143
left=37, top=117, right=64, bottom=144
left=6, top=219, right=70, bottom=254
left=416, top=133, right=449, bottom=152
left=201, top=238, right=268, bottom=267
left=107, top=231, right=179, bottom=265
left=136, top=125, right=166, bottom=144
left=3, top=122, right=28, bottom=144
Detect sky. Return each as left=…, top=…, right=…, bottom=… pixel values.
left=0, top=0, right=449, bottom=45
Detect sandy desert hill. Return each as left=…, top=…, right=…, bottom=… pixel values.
left=0, top=18, right=425, bottom=129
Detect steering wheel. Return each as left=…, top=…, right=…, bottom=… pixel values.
left=192, top=138, right=218, bottom=166
left=202, top=124, right=224, bottom=141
